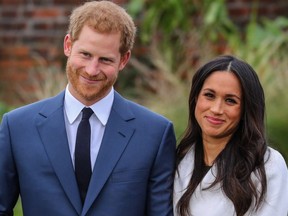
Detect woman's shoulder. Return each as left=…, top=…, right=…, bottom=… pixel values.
left=265, top=147, right=287, bottom=168
left=179, top=145, right=195, bottom=165
left=176, top=145, right=195, bottom=177
left=264, top=147, right=287, bottom=178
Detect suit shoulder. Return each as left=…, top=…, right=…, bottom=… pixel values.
left=125, top=99, right=171, bottom=124
left=4, top=92, right=64, bottom=119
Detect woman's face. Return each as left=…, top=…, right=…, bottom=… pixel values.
left=195, top=71, right=242, bottom=142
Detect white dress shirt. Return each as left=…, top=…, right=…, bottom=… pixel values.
left=64, top=85, right=114, bottom=170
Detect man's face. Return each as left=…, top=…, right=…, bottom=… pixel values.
left=64, top=25, right=130, bottom=105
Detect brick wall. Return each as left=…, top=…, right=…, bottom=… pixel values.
left=0, top=0, right=79, bottom=104
left=0, top=0, right=287, bottom=105
left=227, top=0, right=288, bottom=27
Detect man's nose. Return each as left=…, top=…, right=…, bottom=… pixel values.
left=86, top=59, right=100, bottom=75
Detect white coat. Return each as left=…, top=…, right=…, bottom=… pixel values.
left=174, top=145, right=288, bottom=216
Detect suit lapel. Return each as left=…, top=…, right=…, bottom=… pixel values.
left=82, top=92, right=135, bottom=215
left=35, top=92, right=82, bottom=215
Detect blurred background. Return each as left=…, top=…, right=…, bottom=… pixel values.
left=0, top=0, right=288, bottom=214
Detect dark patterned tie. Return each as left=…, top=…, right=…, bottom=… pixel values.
left=75, top=107, right=94, bottom=204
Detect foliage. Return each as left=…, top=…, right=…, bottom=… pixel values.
left=14, top=200, right=22, bottom=216
left=217, top=13, right=288, bottom=161
left=17, top=53, right=67, bottom=103
left=125, top=0, right=243, bottom=96
left=227, top=17, right=288, bottom=98
left=0, top=102, right=11, bottom=121
left=126, top=0, right=216, bottom=98
left=126, top=0, right=288, bottom=161
left=267, top=112, right=288, bottom=162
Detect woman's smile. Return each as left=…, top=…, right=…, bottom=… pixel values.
left=205, top=116, right=225, bottom=125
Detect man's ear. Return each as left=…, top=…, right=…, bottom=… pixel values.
left=64, top=34, right=72, bottom=57
left=119, top=51, right=131, bottom=71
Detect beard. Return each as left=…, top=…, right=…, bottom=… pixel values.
left=65, top=61, right=116, bottom=105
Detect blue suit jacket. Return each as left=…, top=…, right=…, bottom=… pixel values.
left=0, top=91, right=176, bottom=216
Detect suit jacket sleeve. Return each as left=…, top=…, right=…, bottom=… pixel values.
left=146, top=121, right=176, bottom=216
left=0, top=114, right=20, bottom=216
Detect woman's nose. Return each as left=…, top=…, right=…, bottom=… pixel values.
left=210, top=99, right=223, bottom=114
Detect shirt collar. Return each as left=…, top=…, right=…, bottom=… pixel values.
left=64, top=85, right=114, bottom=126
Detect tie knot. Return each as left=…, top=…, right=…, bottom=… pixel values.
left=81, top=107, right=94, bottom=120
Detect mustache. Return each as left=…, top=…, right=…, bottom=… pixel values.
left=67, top=64, right=104, bottom=81
left=79, top=72, right=101, bottom=81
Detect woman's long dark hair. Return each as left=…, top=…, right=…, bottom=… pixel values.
left=176, top=55, right=268, bottom=216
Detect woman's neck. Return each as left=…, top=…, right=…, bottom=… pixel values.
left=202, top=136, right=230, bottom=166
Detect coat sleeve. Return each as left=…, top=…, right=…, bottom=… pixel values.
left=146, top=121, right=176, bottom=216
left=0, top=114, right=20, bottom=216
left=254, top=148, right=288, bottom=216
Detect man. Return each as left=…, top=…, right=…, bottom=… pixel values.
left=0, top=1, right=176, bottom=216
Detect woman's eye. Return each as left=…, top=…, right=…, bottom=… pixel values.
left=204, top=92, right=214, bottom=98
left=226, top=98, right=237, bottom=104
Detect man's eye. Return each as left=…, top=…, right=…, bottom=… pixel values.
left=81, top=52, right=91, bottom=57
left=100, top=58, right=112, bottom=63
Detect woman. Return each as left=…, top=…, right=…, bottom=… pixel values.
left=174, top=55, right=288, bottom=216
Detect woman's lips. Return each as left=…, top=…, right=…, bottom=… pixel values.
left=205, top=116, right=225, bottom=125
